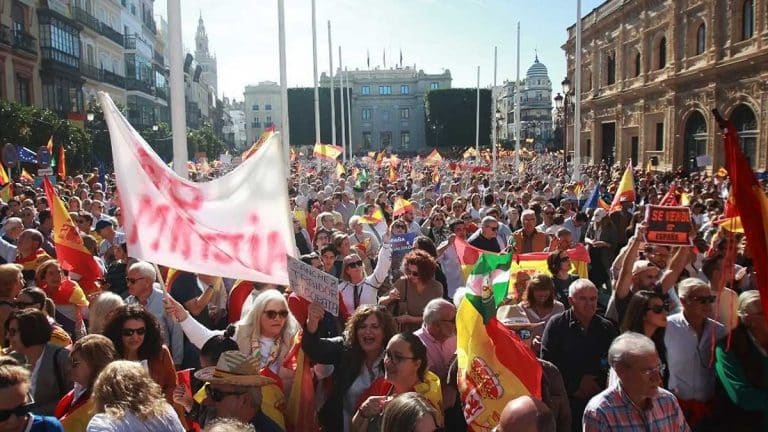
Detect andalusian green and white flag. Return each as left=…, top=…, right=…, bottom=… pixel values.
left=465, top=252, right=512, bottom=321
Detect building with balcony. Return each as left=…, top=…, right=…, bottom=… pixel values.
left=73, top=0, right=126, bottom=107
left=498, top=55, right=555, bottom=150
left=0, top=0, right=42, bottom=106
left=321, top=66, right=451, bottom=152
left=243, top=81, right=280, bottom=145
left=563, top=0, right=768, bottom=170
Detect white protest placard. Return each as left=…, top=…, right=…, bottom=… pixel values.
left=696, top=155, right=712, bottom=167
left=287, top=256, right=339, bottom=316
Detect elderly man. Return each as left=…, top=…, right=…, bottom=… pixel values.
left=414, top=299, right=457, bottom=414
left=512, top=210, right=549, bottom=254
left=124, top=261, right=184, bottom=366
left=583, top=333, right=689, bottom=431
left=664, top=278, right=725, bottom=428
left=497, top=396, right=555, bottom=432
left=15, top=229, right=52, bottom=282
left=468, top=216, right=506, bottom=253
left=1, top=217, right=23, bottom=246
left=541, top=279, right=617, bottom=432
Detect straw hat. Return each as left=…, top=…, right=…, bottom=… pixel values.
left=194, top=351, right=274, bottom=387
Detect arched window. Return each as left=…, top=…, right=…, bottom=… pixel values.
left=635, top=52, right=641, bottom=77
left=732, top=103, right=758, bottom=167
left=696, top=24, right=706, bottom=55
left=742, top=0, right=754, bottom=40
left=684, top=111, right=707, bottom=171
left=658, top=37, right=667, bottom=69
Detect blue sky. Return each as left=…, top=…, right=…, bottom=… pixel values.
left=156, top=0, right=605, bottom=101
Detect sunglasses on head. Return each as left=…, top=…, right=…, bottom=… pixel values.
left=346, top=260, right=364, bottom=269
left=646, top=304, right=670, bottom=314
left=121, top=327, right=146, bottom=337
left=264, top=310, right=289, bottom=320
left=689, top=295, right=717, bottom=305
left=0, top=401, right=33, bottom=422
left=207, top=387, right=247, bottom=402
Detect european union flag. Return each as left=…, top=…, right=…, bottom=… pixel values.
left=17, top=146, right=38, bottom=164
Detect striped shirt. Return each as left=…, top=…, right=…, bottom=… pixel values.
left=583, top=384, right=690, bottom=432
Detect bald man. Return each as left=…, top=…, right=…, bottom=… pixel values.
left=498, top=396, right=556, bottom=432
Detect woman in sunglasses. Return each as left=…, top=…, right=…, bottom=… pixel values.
left=103, top=305, right=177, bottom=404
left=165, top=289, right=299, bottom=392
left=547, top=250, right=579, bottom=306
left=34, top=260, right=90, bottom=340
left=352, top=332, right=442, bottom=431
left=617, top=290, right=669, bottom=386
left=11, top=288, right=71, bottom=348
left=303, top=303, right=397, bottom=432
left=381, top=250, right=442, bottom=333
left=337, top=228, right=392, bottom=314
left=0, top=364, right=64, bottom=431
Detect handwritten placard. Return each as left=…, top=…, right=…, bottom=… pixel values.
left=287, top=256, right=339, bottom=316
left=644, top=205, right=693, bottom=247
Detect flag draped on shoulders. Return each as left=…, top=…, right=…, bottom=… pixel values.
left=457, top=251, right=542, bottom=431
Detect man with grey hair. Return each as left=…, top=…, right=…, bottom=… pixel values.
left=583, top=332, right=689, bottom=431
left=512, top=209, right=549, bottom=254
left=125, top=261, right=184, bottom=366
left=415, top=298, right=457, bottom=415
left=664, top=277, right=725, bottom=428
left=542, top=279, right=616, bottom=432
left=468, top=216, right=505, bottom=252
left=1, top=217, right=23, bottom=245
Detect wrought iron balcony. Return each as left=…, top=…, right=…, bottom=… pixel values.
left=80, top=62, right=100, bottom=80
left=99, top=24, right=124, bottom=47
left=124, top=35, right=136, bottom=50
left=71, top=6, right=100, bottom=33
left=126, top=78, right=153, bottom=95
left=155, top=86, right=168, bottom=101
left=102, top=69, right=126, bottom=88
left=12, top=29, right=37, bottom=55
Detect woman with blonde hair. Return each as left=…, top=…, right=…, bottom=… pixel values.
left=87, top=360, right=184, bottom=431
left=34, top=259, right=89, bottom=338
left=166, top=289, right=299, bottom=391
left=87, top=292, right=124, bottom=334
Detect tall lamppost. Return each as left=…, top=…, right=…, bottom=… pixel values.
left=554, top=76, right=573, bottom=175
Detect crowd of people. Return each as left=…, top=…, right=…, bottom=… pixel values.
left=0, top=151, right=765, bottom=432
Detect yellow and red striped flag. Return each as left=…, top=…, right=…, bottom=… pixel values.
left=425, top=149, right=443, bottom=165
left=0, top=163, right=9, bottom=185
left=20, top=169, right=33, bottom=182
left=0, top=183, right=11, bottom=202
left=358, top=207, right=384, bottom=225
left=389, top=163, right=397, bottom=182
left=393, top=197, right=412, bottom=217
left=335, top=162, right=346, bottom=179
left=58, top=145, right=67, bottom=179
left=46, top=136, right=54, bottom=154
left=608, top=160, right=635, bottom=213
left=313, top=143, right=343, bottom=162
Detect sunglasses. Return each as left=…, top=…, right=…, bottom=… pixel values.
left=0, top=401, right=33, bottom=422
left=486, top=226, right=499, bottom=231
left=121, top=327, right=146, bottom=337
left=688, top=295, right=717, bottom=305
left=346, top=260, right=364, bottom=269
left=207, top=387, right=247, bottom=402
left=264, top=310, right=289, bottom=320
left=125, top=277, right=145, bottom=285
left=646, top=304, right=670, bottom=314
left=406, top=270, right=420, bottom=277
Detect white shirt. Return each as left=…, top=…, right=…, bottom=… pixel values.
left=338, top=244, right=391, bottom=312
left=664, top=312, right=726, bottom=401
left=29, top=345, right=46, bottom=396
left=437, top=242, right=463, bottom=299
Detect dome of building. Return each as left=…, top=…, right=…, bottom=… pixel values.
left=526, top=54, right=549, bottom=78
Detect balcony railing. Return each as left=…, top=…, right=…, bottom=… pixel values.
left=153, top=51, right=164, bottom=66
left=0, top=25, right=10, bottom=46
left=99, top=24, right=124, bottom=47
left=71, top=6, right=100, bottom=33
left=12, top=30, right=37, bottom=55
left=126, top=78, right=153, bottom=95
left=124, top=35, right=136, bottom=49
left=80, top=62, right=100, bottom=80
left=41, top=47, right=79, bottom=71
left=80, top=63, right=126, bottom=88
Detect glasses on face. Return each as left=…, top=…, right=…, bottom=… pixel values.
left=646, top=303, right=670, bottom=314
left=121, top=327, right=146, bottom=337
left=346, top=260, right=364, bottom=269
left=125, top=277, right=146, bottom=285
left=207, top=387, right=247, bottom=402
left=688, top=295, right=717, bottom=305
left=0, top=400, right=33, bottom=422
left=384, top=349, right=416, bottom=364
left=486, top=225, right=499, bottom=231
left=462, top=216, right=472, bottom=221
left=406, top=269, right=420, bottom=277
left=515, top=329, right=532, bottom=340
left=638, top=363, right=666, bottom=377
left=264, top=309, right=289, bottom=320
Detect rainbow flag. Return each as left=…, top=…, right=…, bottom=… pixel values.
left=312, top=143, right=343, bottom=162
left=719, top=111, right=768, bottom=318
left=457, top=253, right=542, bottom=430
left=43, top=177, right=102, bottom=281
left=608, top=160, right=635, bottom=213
left=425, top=149, right=443, bottom=165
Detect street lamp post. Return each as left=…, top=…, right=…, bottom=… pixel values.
left=554, top=76, right=573, bottom=177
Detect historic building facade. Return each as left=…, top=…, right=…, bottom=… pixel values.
left=563, top=0, right=768, bottom=170
left=498, top=55, right=554, bottom=149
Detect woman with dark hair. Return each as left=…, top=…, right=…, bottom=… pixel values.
left=12, top=287, right=71, bottom=347
left=468, top=193, right=482, bottom=221
left=412, top=236, right=449, bottom=300
left=104, top=243, right=129, bottom=297
left=34, top=259, right=89, bottom=338
left=547, top=250, right=579, bottom=305
left=103, top=304, right=177, bottom=403
left=617, top=290, right=669, bottom=386
left=421, top=211, right=450, bottom=246
left=4, top=308, right=73, bottom=415
left=303, top=303, right=398, bottom=431
left=381, top=250, right=442, bottom=333
left=352, top=333, right=443, bottom=431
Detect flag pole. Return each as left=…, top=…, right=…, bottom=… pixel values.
left=345, top=67, right=352, bottom=158
left=278, top=0, right=290, bottom=171
left=573, top=0, right=582, bottom=181
left=167, top=0, right=187, bottom=178
left=514, top=21, right=521, bottom=169
left=327, top=21, right=336, bottom=153
left=339, top=46, right=346, bottom=163
left=311, top=0, right=321, bottom=173
left=492, top=46, right=497, bottom=177
left=475, top=66, right=480, bottom=159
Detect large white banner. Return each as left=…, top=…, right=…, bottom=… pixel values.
left=99, top=92, right=293, bottom=285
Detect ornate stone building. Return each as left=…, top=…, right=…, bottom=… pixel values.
left=563, top=0, right=768, bottom=170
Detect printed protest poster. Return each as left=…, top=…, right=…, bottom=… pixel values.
left=287, top=256, right=339, bottom=316
left=390, top=232, right=417, bottom=252
left=644, top=205, right=693, bottom=247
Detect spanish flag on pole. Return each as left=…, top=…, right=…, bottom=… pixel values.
left=58, top=145, right=67, bottom=179
left=312, top=143, right=343, bottom=162
left=20, top=169, right=33, bottom=182
left=717, top=109, right=768, bottom=314
left=425, top=148, right=443, bottom=165
left=389, top=163, right=397, bottom=182
left=457, top=253, right=542, bottom=430
left=43, top=177, right=102, bottom=281
left=393, top=197, right=412, bottom=217
left=608, top=160, right=635, bottom=213
left=0, top=163, right=9, bottom=185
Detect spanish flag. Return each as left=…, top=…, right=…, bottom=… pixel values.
left=717, top=194, right=743, bottom=233
left=425, top=149, right=443, bottom=165
left=43, top=177, right=102, bottom=281
left=659, top=184, right=679, bottom=206
left=46, top=136, right=54, bottom=154
left=392, top=197, right=412, bottom=217
left=313, top=143, right=343, bottom=162
left=717, top=109, right=768, bottom=316
left=375, top=151, right=384, bottom=168
left=0, top=183, right=11, bottom=203
left=20, top=169, right=33, bottom=182
left=358, top=207, right=384, bottom=225
left=457, top=253, right=542, bottom=431
left=389, top=163, right=397, bottom=182
left=608, top=160, right=635, bottom=213
left=285, top=331, right=319, bottom=432
left=716, top=167, right=729, bottom=177
left=335, top=162, right=346, bottom=179
left=242, top=129, right=275, bottom=160
left=0, top=163, right=9, bottom=185
left=57, top=145, right=67, bottom=179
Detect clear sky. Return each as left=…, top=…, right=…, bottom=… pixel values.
left=155, top=0, right=606, bottom=101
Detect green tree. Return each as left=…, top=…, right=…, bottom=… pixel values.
left=187, top=123, right=224, bottom=161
